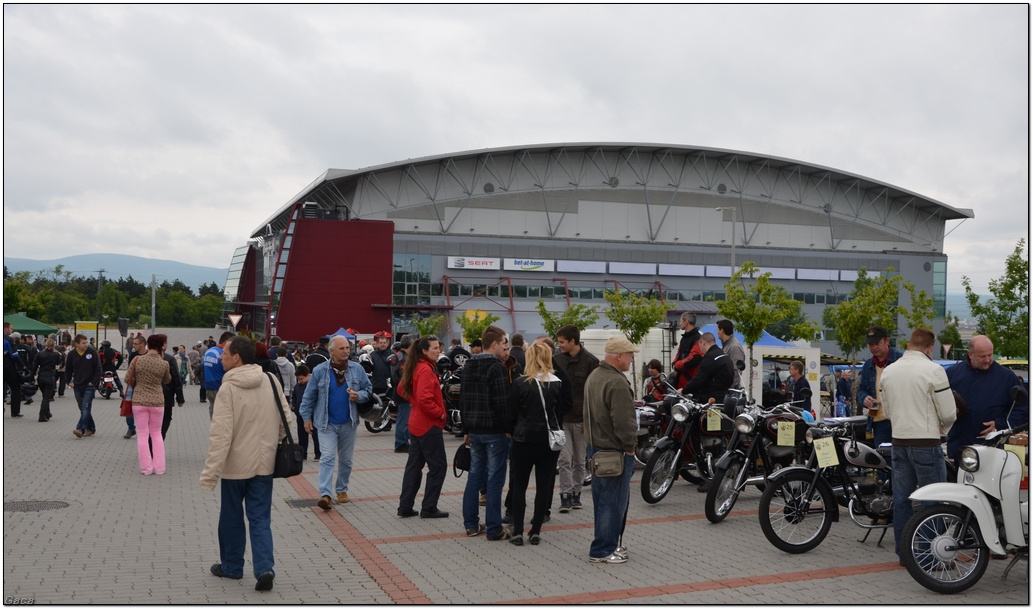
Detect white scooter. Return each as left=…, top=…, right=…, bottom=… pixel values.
left=899, top=384, right=1029, bottom=594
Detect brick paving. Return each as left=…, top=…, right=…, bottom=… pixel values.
left=3, top=389, right=1029, bottom=604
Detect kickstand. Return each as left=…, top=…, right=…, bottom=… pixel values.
left=1002, top=550, right=1026, bottom=580
left=858, top=527, right=889, bottom=547
left=876, top=528, right=888, bottom=547
left=859, top=529, right=872, bottom=543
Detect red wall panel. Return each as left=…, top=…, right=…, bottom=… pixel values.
left=274, top=219, right=394, bottom=342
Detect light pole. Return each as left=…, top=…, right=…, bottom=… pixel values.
left=102, top=314, right=109, bottom=342
left=716, top=206, right=737, bottom=274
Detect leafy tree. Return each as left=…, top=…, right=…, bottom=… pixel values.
left=195, top=294, right=225, bottom=327
left=718, top=262, right=820, bottom=388
left=535, top=300, right=599, bottom=338
left=198, top=282, right=223, bottom=298
left=937, top=312, right=963, bottom=360
left=962, top=238, right=1029, bottom=358
left=157, top=291, right=197, bottom=326
left=3, top=272, right=47, bottom=319
left=765, top=307, right=812, bottom=343
left=899, top=282, right=937, bottom=346
left=602, top=289, right=669, bottom=392
left=455, top=311, right=501, bottom=344
left=116, top=275, right=148, bottom=299
left=413, top=314, right=447, bottom=338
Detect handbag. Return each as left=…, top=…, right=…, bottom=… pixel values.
left=534, top=379, right=566, bottom=452
left=120, top=360, right=136, bottom=417
left=584, top=390, right=625, bottom=478
left=452, top=443, right=471, bottom=478
left=267, top=373, right=304, bottom=478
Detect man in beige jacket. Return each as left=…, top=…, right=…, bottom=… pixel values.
left=879, top=327, right=956, bottom=563
left=200, top=336, right=288, bottom=592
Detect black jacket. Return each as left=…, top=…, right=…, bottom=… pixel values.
left=65, top=347, right=102, bottom=387
left=99, top=347, right=123, bottom=372
left=507, top=374, right=566, bottom=444
left=369, top=348, right=392, bottom=392
left=305, top=348, right=330, bottom=372
left=162, top=352, right=185, bottom=405
left=32, top=349, right=62, bottom=384
left=683, top=345, right=734, bottom=404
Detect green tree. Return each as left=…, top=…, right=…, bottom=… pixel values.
left=157, top=292, right=197, bottom=326
left=195, top=294, right=225, bottom=327
left=899, top=282, right=937, bottom=347
left=198, top=282, right=223, bottom=298
left=602, top=289, right=669, bottom=393
left=765, top=307, right=812, bottom=343
left=718, top=262, right=820, bottom=388
left=535, top=300, right=599, bottom=338
left=3, top=271, right=47, bottom=319
left=413, top=314, right=447, bottom=338
left=962, top=238, right=1029, bottom=358
left=455, top=311, right=501, bottom=344
left=937, top=312, right=963, bottom=360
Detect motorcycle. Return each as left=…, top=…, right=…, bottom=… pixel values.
left=640, top=391, right=734, bottom=504
left=99, top=371, right=117, bottom=399
left=439, top=360, right=464, bottom=437
left=633, top=374, right=680, bottom=466
left=757, top=414, right=897, bottom=553
left=900, top=385, right=1029, bottom=594
left=359, top=352, right=394, bottom=433
left=704, top=388, right=813, bottom=523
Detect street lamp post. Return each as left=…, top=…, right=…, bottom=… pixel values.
left=102, top=314, right=109, bottom=342
left=716, top=206, right=737, bottom=274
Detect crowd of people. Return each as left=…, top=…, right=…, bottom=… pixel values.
left=3, top=317, right=1028, bottom=587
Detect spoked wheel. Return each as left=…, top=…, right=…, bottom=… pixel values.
left=364, top=415, right=393, bottom=433
left=758, top=470, right=834, bottom=553
left=901, top=504, right=989, bottom=594
left=641, top=446, right=679, bottom=504
left=705, top=454, right=747, bottom=523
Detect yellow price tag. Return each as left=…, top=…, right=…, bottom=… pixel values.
left=777, top=421, right=796, bottom=446
left=707, top=409, right=722, bottom=431
left=814, top=437, right=839, bottom=468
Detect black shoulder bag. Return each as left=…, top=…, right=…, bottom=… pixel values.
left=267, top=372, right=304, bottom=478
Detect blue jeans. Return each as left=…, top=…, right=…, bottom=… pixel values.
left=891, top=444, right=946, bottom=558
left=73, top=386, right=96, bottom=432
left=871, top=419, right=892, bottom=447
left=587, top=447, right=635, bottom=559
left=463, top=433, right=510, bottom=536
left=218, top=475, right=275, bottom=579
left=316, top=422, right=357, bottom=498
left=394, top=401, right=411, bottom=450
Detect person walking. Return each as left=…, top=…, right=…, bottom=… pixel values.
left=32, top=338, right=61, bottom=421
left=203, top=331, right=235, bottom=419
left=505, top=342, right=567, bottom=546
left=396, top=335, right=449, bottom=519
left=299, top=335, right=373, bottom=511
left=65, top=333, right=102, bottom=437
left=200, top=336, right=288, bottom=592
left=124, top=334, right=148, bottom=439
left=124, top=334, right=172, bottom=475
left=583, top=336, right=640, bottom=564
left=291, top=364, right=319, bottom=460
left=879, top=327, right=957, bottom=562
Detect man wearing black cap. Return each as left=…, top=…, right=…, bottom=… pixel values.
left=857, top=326, right=902, bottom=446
left=305, top=336, right=331, bottom=372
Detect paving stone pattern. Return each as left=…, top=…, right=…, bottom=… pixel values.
left=3, top=391, right=1029, bottom=604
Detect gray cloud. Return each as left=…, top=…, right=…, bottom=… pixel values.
left=3, top=4, right=1026, bottom=294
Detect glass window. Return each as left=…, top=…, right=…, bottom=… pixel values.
left=793, top=292, right=806, bottom=302
left=527, top=286, right=540, bottom=298
left=804, top=293, right=815, bottom=304
left=541, top=286, right=554, bottom=298
left=514, top=285, right=527, bottom=298
left=498, top=285, right=510, bottom=298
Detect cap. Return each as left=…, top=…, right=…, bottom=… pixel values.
left=9, top=332, right=20, bottom=340
left=866, top=326, right=889, bottom=344
left=604, top=336, right=641, bottom=354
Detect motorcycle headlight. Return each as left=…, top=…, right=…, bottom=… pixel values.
left=671, top=402, right=690, bottom=423
left=735, top=413, right=756, bottom=434
left=960, top=447, right=980, bottom=472
left=805, top=427, right=827, bottom=444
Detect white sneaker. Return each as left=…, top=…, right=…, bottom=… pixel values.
left=614, top=546, right=628, bottom=559
left=588, top=552, right=627, bottom=564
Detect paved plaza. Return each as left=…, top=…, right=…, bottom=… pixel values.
left=3, top=389, right=1029, bottom=605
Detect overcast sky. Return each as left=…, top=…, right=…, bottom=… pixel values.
left=3, top=4, right=1028, bottom=295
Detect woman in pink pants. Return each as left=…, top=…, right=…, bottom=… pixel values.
left=125, top=334, right=171, bottom=474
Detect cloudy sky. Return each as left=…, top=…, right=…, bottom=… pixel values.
left=3, top=4, right=1028, bottom=294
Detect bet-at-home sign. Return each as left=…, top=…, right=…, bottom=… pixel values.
left=503, top=258, right=555, bottom=272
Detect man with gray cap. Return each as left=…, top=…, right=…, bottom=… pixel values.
left=583, top=336, right=640, bottom=564
left=857, top=326, right=902, bottom=447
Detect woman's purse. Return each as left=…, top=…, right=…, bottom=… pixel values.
left=119, top=360, right=136, bottom=417
left=267, top=373, right=304, bottom=478
left=584, top=391, right=625, bottom=478
left=535, top=379, right=566, bottom=452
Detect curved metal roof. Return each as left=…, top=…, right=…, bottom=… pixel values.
left=253, top=142, right=973, bottom=238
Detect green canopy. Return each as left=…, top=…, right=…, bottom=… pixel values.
left=4, top=314, right=59, bottom=336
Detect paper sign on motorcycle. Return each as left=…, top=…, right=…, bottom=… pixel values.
left=814, top=437, right=839, bottom=467
left=777, top=422, right=795, bottom=446
left=706, top=409, right=721, bottom=431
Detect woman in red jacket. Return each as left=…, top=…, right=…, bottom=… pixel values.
left=396, top=336, right=449, bottom=519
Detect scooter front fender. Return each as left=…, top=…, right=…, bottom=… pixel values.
left=909, top=483, right=1007, bottom=555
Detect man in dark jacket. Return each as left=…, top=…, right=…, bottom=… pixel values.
left=671, top=313, right=702, bottom=389
left=683, top=333, right=734, bottom=404
left=369, top=333, right=393, bottom=395
left=32, top=338, right=61, bottom=421
left=553, top=324, right=599, bottom=513
left=459, top=325, right=512, bottom=540
left=4, top=326, right=24, bottom=417
left=857, top=326, right=903, bottom=447
left=160, top=337, right=186, bottom=440
left=305, top=336, right=331, bottom=372
left=99, top=340, right=125, bottom=398
left=65, top=333, right=102, bottom=437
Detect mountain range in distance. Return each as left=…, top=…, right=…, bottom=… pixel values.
left=4, top=253, right=228, bottom=293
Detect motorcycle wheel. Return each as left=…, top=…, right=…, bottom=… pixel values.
left=758, top=469, right=834, bottom=554
left=705, top=453, right=747, bottom=523
left=900, top=504, right=989, bottom=594
left=100, top=387, right=112, bottom=399
left=364, top=416, right=393, bottom=434
left=641, top=446, right=679, bottom=504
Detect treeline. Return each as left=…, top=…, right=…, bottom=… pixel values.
left=3, top=265, right=224, bottom=328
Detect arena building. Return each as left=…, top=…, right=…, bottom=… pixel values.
left=221, top=143, right=972, bottom=357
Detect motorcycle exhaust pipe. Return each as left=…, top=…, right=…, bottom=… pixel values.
left=745, top=475, right=766, bottom=487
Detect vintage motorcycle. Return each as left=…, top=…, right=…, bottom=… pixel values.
left=900, top=385, right=1029, bottom=594
left=757, top=414, right=896, bottom=553
left=633, top=374, right=681, bottom=466
left=640, top=391, right=735, bottom=504
left=98, top=371, right=118, bottom=399
left=439, top=359, right=464, bottom=436
left=358, top=352, right=395, bottom=433
left=704, top=389, right=813, bottom=523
